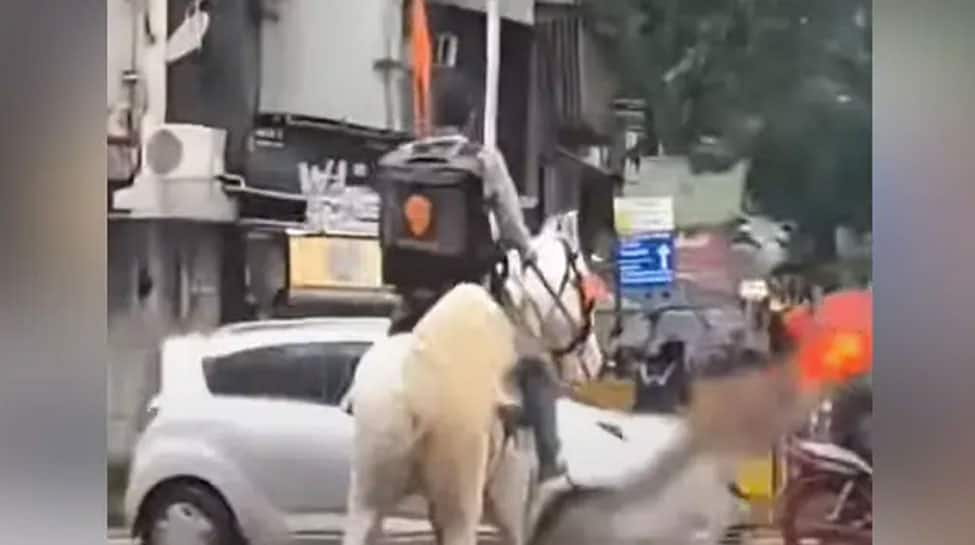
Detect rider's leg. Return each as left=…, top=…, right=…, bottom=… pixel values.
left=517, top=356, right=565, bottom=481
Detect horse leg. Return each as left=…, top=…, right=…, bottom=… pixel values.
left=484, top=432, right=533, bottom=545
left=343, top=442, right=414, bottom=545
left=342, top=466, right=383, bottom=545
left=429, top=505, right=480, bottom=545
left=342, top=506, right=380, bottom=545
left=423, top=433, right=490, bottom=545
left=485, top=493, right=523, bottom=545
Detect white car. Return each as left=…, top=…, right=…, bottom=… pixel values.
left=124, top=317, right=392, bottom=545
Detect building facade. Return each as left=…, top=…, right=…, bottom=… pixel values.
left=107, top=0, right=635, bottom=462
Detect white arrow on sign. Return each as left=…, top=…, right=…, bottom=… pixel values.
left=656, top=244, right=672, bottom=271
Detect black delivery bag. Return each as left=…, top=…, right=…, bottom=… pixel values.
left=371, top=136, right=496, bottom=288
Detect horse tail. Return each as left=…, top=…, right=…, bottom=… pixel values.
left=402, top=283, right=517, bottom=435
left=349, top=335, right=426, bottom=508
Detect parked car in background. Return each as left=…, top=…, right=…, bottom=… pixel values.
left=124, top=317, right=390, bottom=545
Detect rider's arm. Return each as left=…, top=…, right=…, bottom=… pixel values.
left=479, top=146, right=533, bottom=257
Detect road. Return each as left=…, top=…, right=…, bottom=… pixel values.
left=107, top=517, right=504, bottom=545
left=107, top=527, right=784, bottom=545
left=107, top=531, right=501, bottom=545
left=107, top=534, right=432, bottom=545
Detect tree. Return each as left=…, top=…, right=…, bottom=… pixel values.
left=581, top=0, right=872, bottom=262
left=736, top=0, right=872, bottom=260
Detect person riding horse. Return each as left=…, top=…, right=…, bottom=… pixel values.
left=373, top=94, right=568, bottom=482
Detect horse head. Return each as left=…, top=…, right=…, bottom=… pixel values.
left=500, top=230, right=608, bottom=384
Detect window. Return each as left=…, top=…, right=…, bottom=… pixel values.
left=203, top=341, right=370, bottom=405
left=434, top=33, right=458, bottom=67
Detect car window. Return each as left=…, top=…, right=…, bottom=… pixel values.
left=203, top=342, right=370, bottom=405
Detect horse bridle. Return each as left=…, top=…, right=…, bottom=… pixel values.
left=521, top=237, right=597, bottom=379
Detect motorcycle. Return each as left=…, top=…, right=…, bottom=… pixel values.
left=777, top=436, right=872, bottom=544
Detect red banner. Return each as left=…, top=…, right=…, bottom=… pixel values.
left=675, top=229, right=739, bottom=295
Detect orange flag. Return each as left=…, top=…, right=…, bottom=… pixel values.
left=410, top=0, right=433, bottom=136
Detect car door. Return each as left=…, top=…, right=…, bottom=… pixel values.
left=202, top=341, right=370, bottom=531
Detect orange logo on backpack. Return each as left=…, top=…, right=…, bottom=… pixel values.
left=403, top=194, right=433, bottom=237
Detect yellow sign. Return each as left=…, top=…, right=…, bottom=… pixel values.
left=614, top=196, right=675, bottom=235
left=288, top=236, right=383, bottom=289
left=572, top=379, right=636, bottom=411
left=736, top=455, right=775, bottom=499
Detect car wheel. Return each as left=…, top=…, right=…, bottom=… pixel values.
left=139, top=483, right=243, bottom=545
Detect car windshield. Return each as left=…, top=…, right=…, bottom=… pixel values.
left=202, top=341, right=371, bottom=405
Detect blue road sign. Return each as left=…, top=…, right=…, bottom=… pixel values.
left=616, top=233, right=676, bottom=293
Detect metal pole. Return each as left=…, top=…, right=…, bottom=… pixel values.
left=483, top=0, right=500, bottom=148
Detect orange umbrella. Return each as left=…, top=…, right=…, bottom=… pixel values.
left=783, top=290, right=872, bottom=391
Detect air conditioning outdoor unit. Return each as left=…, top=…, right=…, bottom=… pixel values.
left=142, top=123, right=227, bottom=180
left=113, top=123, right=237, bottom=221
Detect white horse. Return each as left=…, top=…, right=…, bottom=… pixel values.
left=342, top=230, right=604, bottom=545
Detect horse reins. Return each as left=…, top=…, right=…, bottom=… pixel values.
left=521, top=237, right=597, bottom=379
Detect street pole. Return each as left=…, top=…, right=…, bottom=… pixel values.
left=483, top=0, right=500, bottom=148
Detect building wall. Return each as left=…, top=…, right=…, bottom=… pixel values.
left=107, top=220, right=229, bottom=462
left=578, top=26, right=621, bottom=140
left=166, top=0, right=263, bottom=173
left=424, top=5, right=534, bottom=191
left=107, top=0, right=134, bottom=128
left=429, top=0, right=535, bottom=25
left=259, top=0, right=405, bottom=131
left=107, top=0, right=141, bottom=183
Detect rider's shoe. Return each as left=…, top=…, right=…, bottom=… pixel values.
left=537, top=467, right=573, bottom=496
left=538, top=455, right=568, bottom=483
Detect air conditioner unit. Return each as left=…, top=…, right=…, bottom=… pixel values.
left=141, top=123, right=227, bottom=180
left=113, top=122, right=237, bottom=221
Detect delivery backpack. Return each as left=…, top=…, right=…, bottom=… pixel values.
left=372, top=136, right=498, bottom=288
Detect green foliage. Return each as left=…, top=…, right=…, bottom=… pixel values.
left=581, top=0, right=872, bottom=261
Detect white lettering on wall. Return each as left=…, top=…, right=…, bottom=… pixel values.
left=299, top=159, right=349, bottom=196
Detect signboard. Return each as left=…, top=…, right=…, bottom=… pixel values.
left=303, top=185, right=382, bottom=236
left=288, top=235, right=383, bottom=290
left=614, top=197, right=675, bottom=236
left=245, top=122, right=403, bottom=192
left=617, top=233, right=676, bottom=292
left=738, top=279, right=770, bottom=301
left=244, top=119, right=407, bottom=233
